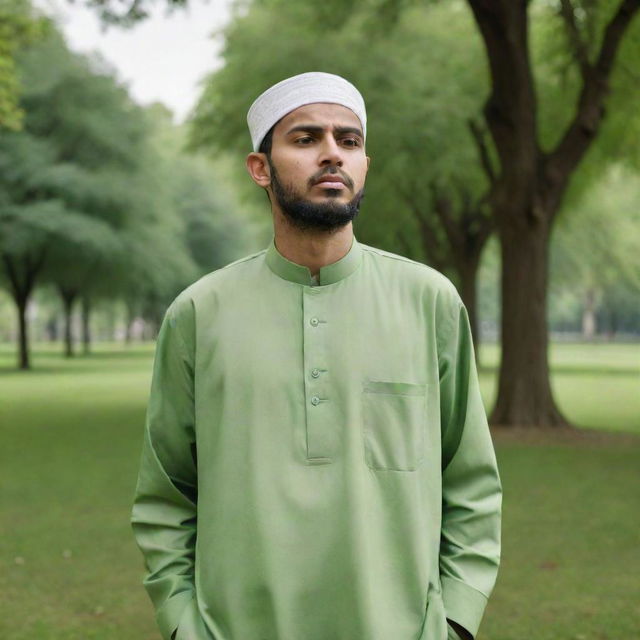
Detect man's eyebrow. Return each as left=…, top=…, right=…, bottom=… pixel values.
left=285, top=124, right=364, bottom=138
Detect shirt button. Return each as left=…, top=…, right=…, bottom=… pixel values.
left=309, top=317, right=319, bottom=327
left=311, top=368, right=320, bottom=378
left=311, top=396, right=320, bottom=406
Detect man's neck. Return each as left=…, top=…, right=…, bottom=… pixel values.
left=273, top=216, right=353, bottom=278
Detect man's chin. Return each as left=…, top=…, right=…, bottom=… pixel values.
left=308, top=191, right=349, bottom=202
left=278, top=204, right=358, bottom=233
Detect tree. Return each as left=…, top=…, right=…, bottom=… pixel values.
left=112, top=104, right=250, bottom=343
left=0, top=28, right=151, bottom=367
left=464, top=0, right=640, bottom=426
left=0, top=130, right=96, bottom=367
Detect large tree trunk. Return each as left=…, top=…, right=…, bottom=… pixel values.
left=490, top=212, right=568, bottom=427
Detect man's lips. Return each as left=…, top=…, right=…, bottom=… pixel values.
left=315, top=180, right=346, bottom=189
left=313, top=175, right=349, bottom=189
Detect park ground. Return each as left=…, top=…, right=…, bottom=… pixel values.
left=0, top=342, right=638, bottom=639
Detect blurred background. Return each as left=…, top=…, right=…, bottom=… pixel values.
left=0, top=0, right=639, bottom=638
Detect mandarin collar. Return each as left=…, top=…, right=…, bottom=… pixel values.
left=265, top=235, right=362, bottom=286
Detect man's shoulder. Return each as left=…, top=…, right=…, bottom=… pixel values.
left=359, top=242, right=459, bottom=298
left=168, top=248, right=267, bottom=313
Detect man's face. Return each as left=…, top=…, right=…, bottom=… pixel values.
left=265, top=103, right=370, bottom=232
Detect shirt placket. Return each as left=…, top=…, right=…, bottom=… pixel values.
left=302, top=286, right=333, bottom=464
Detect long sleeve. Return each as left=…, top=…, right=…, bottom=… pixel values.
left=131, top=300, right=199, bottom=640
left=437, top=296, right=502, bottom=639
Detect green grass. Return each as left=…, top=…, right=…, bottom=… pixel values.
left=0, top=345, right=158, bottom=640
left=0, top=342, right=638, bottom=639
left=483, top=434, right=640, bottom=639
left=477, top=342, right=640, bottom=433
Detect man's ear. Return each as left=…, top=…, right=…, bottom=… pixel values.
left=246, top=152, right=271, bottom=187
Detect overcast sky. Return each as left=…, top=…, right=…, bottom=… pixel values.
left=34, top=0, right=235, bottom=122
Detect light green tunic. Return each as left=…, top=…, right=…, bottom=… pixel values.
left=131, top=236, right=501, bottom=640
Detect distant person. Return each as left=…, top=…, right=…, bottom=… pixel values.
left=131, top=72, right=501, bottom=640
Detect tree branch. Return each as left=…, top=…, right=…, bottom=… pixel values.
left=558, top=0, right=591, bottom=79
left=546, top=0, right=640, bottom=200
left=468, top=117, right=497, bottom=185
left=465, top=0, right=539, bottom=173
left=25, top=246, right=47, bottom=293
left=1, top=252, right=22, bottom=301
left=475, top=204, right=495, bottom=249
left=430, top=182, right=465, bottom=253
left=451, top=180, right=494, bottom=259
left=596, top=0, right=640, bottom=76
left=397, top=182, right=449, bottom=270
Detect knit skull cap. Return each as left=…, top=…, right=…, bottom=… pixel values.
left=247, top=71, right=367, bottom=152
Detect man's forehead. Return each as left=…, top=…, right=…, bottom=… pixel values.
left=276, top=103, right=363, bottom=133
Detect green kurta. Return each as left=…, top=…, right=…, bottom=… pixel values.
left=131, top=236, right=501, bottom=640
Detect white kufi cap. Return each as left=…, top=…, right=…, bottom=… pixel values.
left=247, top=72, right=367, bottom=152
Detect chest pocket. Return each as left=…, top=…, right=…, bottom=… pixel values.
left=362, top=380, right=427, bottom=471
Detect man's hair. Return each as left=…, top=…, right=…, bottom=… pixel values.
left=258, top=124, right=275, bottom=159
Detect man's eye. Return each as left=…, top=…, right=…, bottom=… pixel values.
left=341, top=138, right=360, bottom=147
left=295, top=136, right=314, bottom=144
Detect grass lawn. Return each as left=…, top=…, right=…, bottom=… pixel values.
left=0, top=341, right=638, bottom=639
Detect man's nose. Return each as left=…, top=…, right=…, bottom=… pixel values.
left=318, top=137, right=343, bottom=167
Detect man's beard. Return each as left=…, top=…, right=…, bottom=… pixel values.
left=269, top=162, right=365, bottom=233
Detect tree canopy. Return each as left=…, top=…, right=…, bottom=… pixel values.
left=0, top=17, right=251, bottom=367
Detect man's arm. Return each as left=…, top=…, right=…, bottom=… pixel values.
left=438, top=295, right=502, bottom=639
left=131, top=300, right=199, bottom=640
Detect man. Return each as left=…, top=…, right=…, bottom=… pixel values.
left=131, top=72, right=501, bottom=640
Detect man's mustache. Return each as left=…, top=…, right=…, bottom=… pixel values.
left=308, top=167, right=354, bottom=190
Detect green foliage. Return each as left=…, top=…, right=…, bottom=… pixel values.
left=190, top=1, right=490, bottom=266
left=530, top=0, right=640, bottom=208
left=147, top=106, right=251, bottom=277
left=81, top=0, right=189, bottom=28
left=557, top=166, right=640, bottom=291
left=0, top=0, right=48, bottom=130
left=0, top=29, right=156, bottom=305
left=0, top=26, right=185, bottom=363
left=548, top=165, right=640, bottom=334
left=17, top=32, right=148, bottom=171
left=0, top=21, right=256, bottom=368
